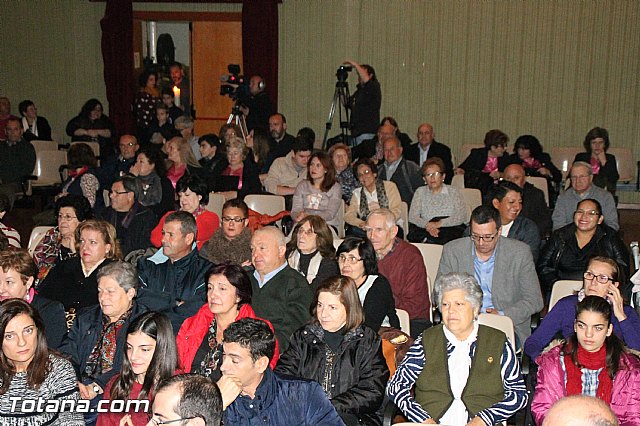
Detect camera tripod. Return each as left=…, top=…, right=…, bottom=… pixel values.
left=227, top=103, right=249, bottom=143
left=322, top=80, right=351, bottom=150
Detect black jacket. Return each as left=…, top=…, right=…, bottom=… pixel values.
left=58, top=301, right=147, bottom=389
left=275, top=324, right=389, bottom=425
left=99, top=202, right=157, bottom=256
left=538, top=223, right=631, bottom=297
left=405, top=141, right=454, bottom=184
left=521, top=182, right=552, bottom=236
left=377, top=158, right=423, bottom=204
left=32, top=294, right=67, bottom=349
left=213, top=157, right=262, bottom=199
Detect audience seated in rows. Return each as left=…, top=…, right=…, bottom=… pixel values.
left=366, top=209, right=430, bottom=336
left=38, top=219, right=121, bottom=314
left=286, top=215, right=339, bottom=290
left=525, top=256, right=640, bottom=361
left=405, top=123, right=454, bottom=184
left=345, top=157, right=402, bottom=238
left=248, top=227, right=311, bottom=351
left=503, top=163, right=552, bottom=236
left=291, top=151, right=343, bottom=232
left=276, top=276, right=389, bottom=426
left=176, top=263, right=279, bottom=379
left=200, top=199, right=252, bottom=266
left=150, top=174, right=219, bottom=250
left=539, top=198, right=629, bottom=298
left=138, top=211, right=211, bottom=331
left=532, top=296, right=640, bottom=425
left=438, top=205, right=543, bottom=342
left=553, top=161, right=619, bottom=231
left=408, top=157, right=466, bottom=244
left=386, top=272, right=527, bottom=425
left=337, top=236, right=400, bottom=331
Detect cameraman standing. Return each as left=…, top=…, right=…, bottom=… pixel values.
left=345, top=60, right=381, bottom=146
left=241, top=75, right=273, bottom=131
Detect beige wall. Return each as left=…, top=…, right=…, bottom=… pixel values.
left=1, top=1, right=639, bottom=200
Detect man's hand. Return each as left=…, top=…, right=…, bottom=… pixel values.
left=217, top=375, right=243, bottom=410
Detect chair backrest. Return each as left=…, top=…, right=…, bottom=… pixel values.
left=461, top=188, right=482, bottom=216
left=244, top=194, right=286, bottom=228
left=28, top=226, right=54, bottom=255
left=333, top=238, right=344, bottom=250
left=478, top=313, right=516, bottom=353
left=399, top=201, right=409, bottom=241
left=103, top=188, right=110, bottom=207
left=550, top=147, right=582, bottom=179
left=30, top=140, right=59, bottom=155
left=458, top=143, right=484, bottom=166
left=336, top=199, right=346, bottom=238
left=206, top=192, right=226, bottom=219
left=526, top=176, right=549, bottom=206
left=451, top=173, right=465, bottom=189
left=410, top=242, right=443, bottom=322
left=608, top=147, right=635, bottom=183
left=31, top=150, right=68, bottom=186
left=549, top=280, right=583, bottom=310
left=395, top=308, right=411, bottom=335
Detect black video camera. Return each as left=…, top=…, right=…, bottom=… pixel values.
left=220, top=64, right=249, bottom=101
left=336, top=65, right=352, bottom=83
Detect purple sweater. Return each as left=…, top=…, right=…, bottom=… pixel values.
left=524, top=295, right=640, bottom=360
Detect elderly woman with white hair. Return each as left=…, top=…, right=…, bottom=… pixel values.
left=386, top=272, right=527, bottom=426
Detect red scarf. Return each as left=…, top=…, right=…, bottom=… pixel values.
left=68, top=166, right=89, bottom=178
left=564, top=343, right=613, bottom=404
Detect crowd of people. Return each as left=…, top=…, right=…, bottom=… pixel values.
left=0, top=58, right=637, bottom=426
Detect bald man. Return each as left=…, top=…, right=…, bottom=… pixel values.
left=503, top=163, right=551, bottom=236
left=405, top=123, right=454, bottom=183
left=542, top=395, right=618, bottom=426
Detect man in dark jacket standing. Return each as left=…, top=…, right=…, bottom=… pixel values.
left=137, top=211, right=211, bottom=331
left=219, top=318, right=344, bottom=425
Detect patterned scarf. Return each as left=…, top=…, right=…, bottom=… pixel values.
left=84, top=306, right=133, bottom=379
left=564, top=342, right=613, bottom=404
left=194, top=317, right=224, bottom=379
left=359, top=179, right=389, bottom=219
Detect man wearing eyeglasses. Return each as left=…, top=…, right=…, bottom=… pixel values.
left=147, top=374, right=223, bottom=426
left=552, top=161, right=619, bottom=231
left=97, top=134, right=139, bottom=191
left=438, top=205, right=543, bottom=343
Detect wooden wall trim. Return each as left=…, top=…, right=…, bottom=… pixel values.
left=133, top=11, right=240, bottom=21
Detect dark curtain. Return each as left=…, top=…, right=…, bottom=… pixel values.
left=242, top=0, right=279, bottom=111
left=101, top=0, right=135, bottom=139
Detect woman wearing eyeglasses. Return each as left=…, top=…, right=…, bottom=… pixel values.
left=286, top=215, right=339, bottom=291
left=201, top=199, right=252, bottom=266
left=336, top=236, right=399, bottom=331
left=525, top=256, right=640, bottom=361
left=408, top=157, right=467, bottom=244
left=538, top=198, right=630, bottom=298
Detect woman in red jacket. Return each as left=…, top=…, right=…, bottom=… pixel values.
left=176, top=263, right=279, bottom=379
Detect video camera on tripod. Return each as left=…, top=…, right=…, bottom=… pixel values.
left=219, top=64, right=249, bottom=141
left=322, top=64, right=353, bottom=150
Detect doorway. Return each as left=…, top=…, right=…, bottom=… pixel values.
left=133, top=11, right=243, bottom=136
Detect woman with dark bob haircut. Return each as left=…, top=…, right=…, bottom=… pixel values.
left=18, top=99, right=52, bottom=142
left=150, top=173, right=219, bottom=250
left=97, top=311, right=179, bottom=426
left=0, top=299, right=84, bottom=424
left=336, top=236, right=399, bottom=331
left=276, top=276, right=390, bottom=425
left=33, top=193, right=93, bottom=281
left=286, top=215, right=339, bottom=291
left=456, top=129, right=510, bottom=192
left=506, top=134, right=562, bottom=196
left=573, top=126, right=619, bottom=194
left=176, top=263, right=280, bottom=379
left=66, top=98, right=116, bottom=158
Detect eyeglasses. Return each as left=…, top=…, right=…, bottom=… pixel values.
left=222, top=216, right=246, bottom=223
left=470, top=232, right=499, bottom=242
left=574, top=209, right=599, bottom=217
left=338, top=254, right=362, bottom=264
left=147, top=415, right=199, bottom=425
left=584, top=271, right=614, bottom=284
left=57, top=214, right=77, bottom=221
left=423, top=172, right=443, bottom=178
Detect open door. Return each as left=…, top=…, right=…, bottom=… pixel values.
left=191, top=20, right=243, bottom=136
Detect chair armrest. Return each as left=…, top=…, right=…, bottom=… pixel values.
left=382, top=399, right=399, bottom=426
